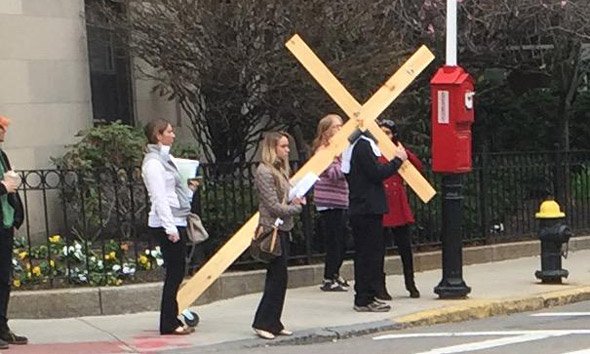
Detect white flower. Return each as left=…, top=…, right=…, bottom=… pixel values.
left=97, top=260, right=104, bottom=268
left=90, top=256, right=97, bottom=262
left=156, top=258, right=164, bottom=267
left=74, top=243, right=82, bottom=251
left=155, top=246, right=161, bottom=253
left=62, top=246, right=68, bottom=255
left=150, top=250, right=159, bottom=258
left=12, top=258, right=17, bottom=266
left=145, top=249, right=150, bottom=255
left=112, top=264, right=121, bottom=272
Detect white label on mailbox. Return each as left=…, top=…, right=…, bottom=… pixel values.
left=438, top=90, right=450, bottom=124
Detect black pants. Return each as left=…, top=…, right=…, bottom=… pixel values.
left=152, top=227, right=187, bottom=334
left=0, top=228, right=13, bottom=332
left=383, top=225, right=415, bottom=288
left=350, top=214, right=384, bottom=306
left=253, top=231, right=290, bottom=334
left=319, top=209, right=347, bottom=280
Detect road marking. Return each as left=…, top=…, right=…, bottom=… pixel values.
left=373, top=330, right=590, bottom=354
left=373, top=330, right=590, bottom=340
left=562, top=350, right=590, bottom=354
left=415, top=333, right=564, bottom=354
left=531, top=312, right=590, bottom=317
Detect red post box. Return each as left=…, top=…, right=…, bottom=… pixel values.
left=430, top=66, right=475, bottom=173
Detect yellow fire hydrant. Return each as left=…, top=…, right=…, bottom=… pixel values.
left=534, top=199, right=572, bottom=284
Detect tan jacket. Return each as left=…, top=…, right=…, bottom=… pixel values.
left=255, top=163, right=302, bottom=231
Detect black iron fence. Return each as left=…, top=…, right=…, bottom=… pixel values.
left=11, top=150, right=590, bottom=288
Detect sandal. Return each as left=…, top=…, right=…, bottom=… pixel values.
left=253, top=328, right=275, bottom=340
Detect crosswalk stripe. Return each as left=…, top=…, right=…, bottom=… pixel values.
left=415, top=333, right=563, bottom=354
left=531, top=312, right=590, bottom=317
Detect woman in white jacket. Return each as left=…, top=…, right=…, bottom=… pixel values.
left=141, top=118, right=193, bottom=335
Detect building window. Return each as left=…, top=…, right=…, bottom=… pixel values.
left=85, top=0, right=134, bottom=125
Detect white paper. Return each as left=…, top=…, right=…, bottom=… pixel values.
left=172, top=157, right=200, bottom=182
left=289, top=172, right=320, bottom=201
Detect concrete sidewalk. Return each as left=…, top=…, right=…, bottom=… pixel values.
left=3, top=248, right=590, bottom=353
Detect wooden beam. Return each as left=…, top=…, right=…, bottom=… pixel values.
left=286, top=35, right=435, bottom=201
left=177, top=34, right=435, bottom=311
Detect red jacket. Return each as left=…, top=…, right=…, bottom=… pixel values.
left=379, top=149, right=423, bottom=227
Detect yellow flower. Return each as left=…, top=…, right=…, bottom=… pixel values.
left=116, top=279, right=123, bottom=286
left=32, top=266, right=41, bottom=277
left=138, top=255, right=148, bottom=265
left=49, top=260, right=55, bottom=268
left=109, top=251, right=116, bottom=259
left=27, top=272, right=31, bottom=278
left=105, top=254, right=111, bottom=261
left=12, top=279, right=20, bottom=288
left=49, top=235, right=61, bottom=243
left=26, top=263, right=31, bottom=270
left=18, top=251, right=27, bottom=260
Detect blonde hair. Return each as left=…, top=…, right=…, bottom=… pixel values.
left=260, top=131, right=291, bottom=182
left=312, top=114, right=342, bottom=152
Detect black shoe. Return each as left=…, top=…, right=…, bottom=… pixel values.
left=0, top=330, right=28, bottom=345
left=375, top=291, right=392, bottom=301
left=409, top=288, right=420, bottom=298
left=0, top=338, right=7, bottom=349
left=407, top=284, right=420, bottom=298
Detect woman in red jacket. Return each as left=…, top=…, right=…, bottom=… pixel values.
left=377, top=119, right=421, bottom=299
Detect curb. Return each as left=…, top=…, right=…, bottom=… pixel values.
left=394, top=285, right=590, bottom=328
left=193, top=285, right=590, bottom=352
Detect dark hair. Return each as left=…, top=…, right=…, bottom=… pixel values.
left=144, top=118, right=171, bottom=144
left=378, top=119, right=397, bottom=133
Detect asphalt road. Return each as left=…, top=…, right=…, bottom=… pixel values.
left=208, top=301, right=590, bottom=354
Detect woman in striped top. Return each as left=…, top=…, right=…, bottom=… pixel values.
left=312, top=114, right=350, bottom=292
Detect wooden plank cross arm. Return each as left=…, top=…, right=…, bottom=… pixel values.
left=285, top=34, right=436, bottom=202
left=176, top=34, right=435, bottom=312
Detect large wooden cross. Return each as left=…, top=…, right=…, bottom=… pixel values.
left=176, top=35, right=436, bottom=311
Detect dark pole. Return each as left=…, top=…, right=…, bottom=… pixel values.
left=434, top=173, right=471, bottom=298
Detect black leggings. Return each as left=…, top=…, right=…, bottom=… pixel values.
left=152, top=227, right=187, bottom=334
left=319, top=209, right=347, bottom=280
left=383, top=225, right=415, bottom=287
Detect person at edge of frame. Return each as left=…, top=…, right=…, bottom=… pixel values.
left=141, top=118, right=195, bottom=335
left=252, top=131, right=305, bottom=340
left=341, top=127, right=407, bottom=312
left=0, top=115, right=28, bottom=349
left=311, top=114, right=351, bottom=292
left=376, top=119, right=421, bottom=300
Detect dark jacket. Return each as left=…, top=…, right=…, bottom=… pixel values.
left=0, top=150, right=24, bottom=229
left=345, top=138, right=403, bottom=215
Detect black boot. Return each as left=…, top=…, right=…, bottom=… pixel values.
left=375, top=273, right=392, bottom=301
left=405, top=279, right=420, bottom=298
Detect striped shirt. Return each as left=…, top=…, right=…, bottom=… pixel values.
left=314, top=158, right=349, bottom=209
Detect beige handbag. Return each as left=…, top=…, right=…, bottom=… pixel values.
left=186, top=212, right=209, bottom=244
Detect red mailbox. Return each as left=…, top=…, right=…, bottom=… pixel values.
left=430, top=66, right=475, bottom=173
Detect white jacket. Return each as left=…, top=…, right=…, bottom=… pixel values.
left=142, top=149, right=189, bottom=235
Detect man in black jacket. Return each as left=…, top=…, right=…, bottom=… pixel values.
left=343, top=132, right=407, bottom=312
left=0, top=116, right=27, bottom=348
